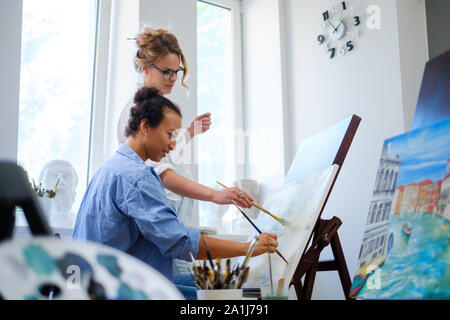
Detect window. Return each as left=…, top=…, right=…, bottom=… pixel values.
left=197, top=0, right=243, bottom=232
left=376, top=169, right=384, bottom=191
left=16, top=0, right=99, bottom=229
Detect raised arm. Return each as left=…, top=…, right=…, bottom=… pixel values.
left=185, top=113, right=211, bottom=143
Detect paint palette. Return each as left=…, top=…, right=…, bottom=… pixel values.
left=0, top=237, right=184, bottom=300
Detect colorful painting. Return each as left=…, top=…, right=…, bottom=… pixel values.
left=240, top=165, right=339, bottom=291
left=351, top=117, right=450, bottom=299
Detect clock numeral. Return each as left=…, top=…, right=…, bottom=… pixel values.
left=328, top=48, right=336, bottom=59
left=353, top=16, right=361, bottom=26
left=322, top=10, right=329, bottom=21
left=342, top=1, right=347, bottom=10
left=346, top=40, right=354, bottom=51
left=317, top=35, right=325, bottom=45
left=338, top=46, right=346, bottom=56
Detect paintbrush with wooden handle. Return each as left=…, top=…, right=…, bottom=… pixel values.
left=216, top=181, right=288, bottom=226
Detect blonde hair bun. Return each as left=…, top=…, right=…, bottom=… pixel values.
left=136, top=28, right=164, bottom=48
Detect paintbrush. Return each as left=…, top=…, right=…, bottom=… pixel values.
left=268, top=252, right=274, bottom=296
left=202, top=236, right=215, bottom=269
left=216, top=181, right=288, bottom=226
left=231, top=200, right=289, bottom=264
left=224, top=258, right=231, bottom=288
left=202, top=260, right=208, bottom=289
left=214, top=258, right=222, bottom=289
left=242, top=236, right=259, bottom=268
left=188, top=269, right=202, bottom=290
left=189, top=251, right=199, bottom=274
left=276, top=278, right=285, bottom=297
left=236, top=266, right=250, bottom=289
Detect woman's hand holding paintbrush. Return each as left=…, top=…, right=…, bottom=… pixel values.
left=216, top=181, right=288, bottom=226
left=211, top=185, right=254, bottom=208
left=197, top=234, right=278, bottom=261
left=249, top=233, right=278, bottom=257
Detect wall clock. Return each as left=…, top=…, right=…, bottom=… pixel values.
left=317, top=1, right=361, bottom=59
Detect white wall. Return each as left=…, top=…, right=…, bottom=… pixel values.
left=0, top=0, right=22, bottom=162
left=139, top=0, right=198, bottom=134
left=139, top=0, right=199, bottom=225
left=241, top=0, right=288, bottom=201
left=101, top=0, right=140, bottom=162
left=397, top=0, right=429, bottom=131
left=102, top=0, right=198, bottom=165
left=241, top=0, right=427, bottom=299
left=290, top=0, right=428, bottom=300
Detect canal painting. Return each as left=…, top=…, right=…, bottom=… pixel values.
left=350, top=117, right=450, bottom=299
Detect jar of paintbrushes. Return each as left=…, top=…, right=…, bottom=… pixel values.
left=31, top=178, right=59, bottom=222
left=191, top=236, right=259, bottom=300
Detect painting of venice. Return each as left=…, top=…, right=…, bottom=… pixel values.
left=351, top=117, right=450, bottom=299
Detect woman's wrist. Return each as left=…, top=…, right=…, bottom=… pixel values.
left=209, top=189, right=219, bottom=203
left=241, top=241, right=250, bottom=256
left=186, top=127, right=194, bottom=140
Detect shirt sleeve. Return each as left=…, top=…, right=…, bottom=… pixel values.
left=119, top=170, right=201, bottom=261
left=145, top=157, right=175, bottom=176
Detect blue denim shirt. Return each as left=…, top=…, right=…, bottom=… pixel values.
left=72, top=143, right=201, bottom=280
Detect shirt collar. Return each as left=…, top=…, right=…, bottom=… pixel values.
left=117, top=143, right=146, bottom=164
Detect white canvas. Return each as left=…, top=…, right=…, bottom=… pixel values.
left=241, top=164, right=339, bottom=289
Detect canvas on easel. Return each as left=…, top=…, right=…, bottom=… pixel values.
left=238, top=114, right=361, bottom=299
left=241, top=164, right=339, bottom=290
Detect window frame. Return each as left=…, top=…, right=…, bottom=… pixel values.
left=13, top=0, right=108, bottom=230
left=197, top=0, right=244, bottom=182
left=88, top=0, right=113, bottom=182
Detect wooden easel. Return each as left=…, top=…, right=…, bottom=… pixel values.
left=289, top=216, right=351, bottom=300
left=286, top=114, right=361, bottom=300
left=242, top=115, right=360, bottom=300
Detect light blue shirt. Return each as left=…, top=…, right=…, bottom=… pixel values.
left=72, top=143, right=201, bottom=280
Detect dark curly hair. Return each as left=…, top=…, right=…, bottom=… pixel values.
left=125, top=86, right=181, bottom=137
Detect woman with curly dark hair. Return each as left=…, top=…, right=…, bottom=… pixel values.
left=73, top=87, right=278, bottom=299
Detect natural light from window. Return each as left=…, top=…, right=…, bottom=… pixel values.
left=197, top=1, right=237, bottom=232
left=17, top=0, right=97, bottom=228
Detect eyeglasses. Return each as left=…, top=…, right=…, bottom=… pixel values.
left=149, top=64, right=185, bottom=81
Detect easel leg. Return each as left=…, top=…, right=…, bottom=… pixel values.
left=290, top=217, right=351, bottom=300
left=301, top=261, right=318, bottom=299
left=292, top=279, right=302, bottom=299
left=330, top=233, right=352, bottom=300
